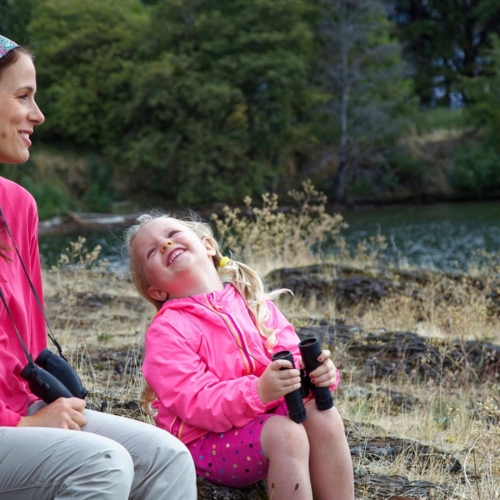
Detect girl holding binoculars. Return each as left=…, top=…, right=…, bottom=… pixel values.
left=126, top=212, right=354, bottom=500
left=0, top=34, right=196, bottom=500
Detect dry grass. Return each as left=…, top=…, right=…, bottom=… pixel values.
left=42, top=182, right=500, bottom=499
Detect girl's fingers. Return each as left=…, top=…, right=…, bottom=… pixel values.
left=271, top=359, right=293, bottom=371
left=317, top=349, right=331, bottom=363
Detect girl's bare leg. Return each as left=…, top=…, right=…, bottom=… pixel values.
left=303, top=403, right=354, bottom=500
left=260, top=415, right=313, bottom=500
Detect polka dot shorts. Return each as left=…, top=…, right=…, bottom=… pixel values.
left=187, top=406, right=287, bottom=487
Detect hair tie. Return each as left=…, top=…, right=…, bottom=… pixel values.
left=0, top=35, right=19, bottom=59
left=219, top=256, right=230, bottom=268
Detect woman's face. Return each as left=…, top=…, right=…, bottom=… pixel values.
left=0, top=52, right=44, bottom=164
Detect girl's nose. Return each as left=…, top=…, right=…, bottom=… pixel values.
left=160, top=240, right=173, bottom=253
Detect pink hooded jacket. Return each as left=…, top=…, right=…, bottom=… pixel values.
left=142, top=284, right=340, bottom=445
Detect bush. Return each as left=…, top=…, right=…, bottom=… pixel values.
left=20, top=176, right=72, bottom=220
left=449, top=140, right=500, bottom=196
left=414, top=107, right=466, bottom=133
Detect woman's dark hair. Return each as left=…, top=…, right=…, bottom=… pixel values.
left=0, top=46, right=31, bottom=80
left=0, top=46, right=32, bottom=263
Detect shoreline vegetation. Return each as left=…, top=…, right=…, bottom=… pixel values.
left=43, top=184, right=500, bottom=499
left=18, top=109, right=500, bottom=228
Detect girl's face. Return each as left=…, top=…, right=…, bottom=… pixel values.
left=133, top=217, right=218, bottom=301
left=0, top=52, right=44, bottom=164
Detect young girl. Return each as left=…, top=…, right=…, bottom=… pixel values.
left=125, top=211, right=354, bottom=500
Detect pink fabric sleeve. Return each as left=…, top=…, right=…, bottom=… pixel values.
left=143, top=321, right=277, bottom=434
left=0, top=402, right=23, bottom=426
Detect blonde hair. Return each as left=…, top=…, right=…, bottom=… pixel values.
left=123, top=210, right=289, bottom=414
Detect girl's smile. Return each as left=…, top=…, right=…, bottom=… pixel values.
left=166, top=249, right=184, bottom=266
left=133, top=217, right=223, bottom=301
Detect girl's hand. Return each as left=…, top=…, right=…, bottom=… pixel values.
left=257, top=359, right=302, bottom=404
left=299, top=349, right=337, bottom=387
left=17, top=397, right=87, bottom=430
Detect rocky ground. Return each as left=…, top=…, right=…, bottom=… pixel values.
left=43, top=263, right=500, bottom=499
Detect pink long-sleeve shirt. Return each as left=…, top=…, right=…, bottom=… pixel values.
left=0, top=177, right=46, bottom=426
left=142, top=283, right=340, bottom=445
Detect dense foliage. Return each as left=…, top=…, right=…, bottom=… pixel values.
left=1, top=0, right=499, bottom=214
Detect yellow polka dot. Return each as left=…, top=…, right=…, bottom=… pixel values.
left=212, top=444, right=216, bottom=449
left=258, top=462, right=263, bottom=465
left=235, top=431, right=239, bottom=435
left=212, top=450, right=216, bottom=455
left=205, top=472, right=210, bottom=476
left=226, top=444, right=230, bottom=448
left=233, top=464, right=238, bottom=468
left=247, top=457, right=251, bottom=461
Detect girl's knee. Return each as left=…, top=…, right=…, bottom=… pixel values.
left=261, top=416, right=309, bottom=459
left=304, top=404, right=347, bottom=442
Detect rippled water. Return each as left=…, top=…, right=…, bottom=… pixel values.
left=39, top=200, right=500, bottom=272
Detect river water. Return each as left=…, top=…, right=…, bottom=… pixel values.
left=39, top=200, right=500, bottom=273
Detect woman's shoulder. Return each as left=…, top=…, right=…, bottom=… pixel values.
left=0, top=177, right=36, bottom=205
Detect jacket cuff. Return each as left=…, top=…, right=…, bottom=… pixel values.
left=250, top=378, right=271, bottom=412
left=330, top=368, right=341, bottom=392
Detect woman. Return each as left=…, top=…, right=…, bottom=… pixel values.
left=0, top=34, right=197, bottom=500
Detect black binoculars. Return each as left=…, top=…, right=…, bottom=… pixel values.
left=272, top=337, right=334, bottom=424
left=20, top=349, right=88, bottom=405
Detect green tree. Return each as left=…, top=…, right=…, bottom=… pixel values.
left=387, top=0, right=500, bottom=106
left=0, top=0, right=36, bottom=45
left=311, top=0, right=416, bottom=200
left=119, top=0, right=314, bottom=204
left=28, top=0, right=148, bottom=149
left=450, top=34, right=500, bottom=197
left=463, top=35, right=500, bottom=140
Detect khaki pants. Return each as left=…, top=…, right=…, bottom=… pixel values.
left=0, top=403, right=196, bottom=499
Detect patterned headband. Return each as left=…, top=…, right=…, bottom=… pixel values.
left=0, top=35, right=19, bottom=59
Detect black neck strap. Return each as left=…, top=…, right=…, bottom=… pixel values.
left=0, top=288, right=34, bottom=364
left=0, top=205, right=66, bottom=360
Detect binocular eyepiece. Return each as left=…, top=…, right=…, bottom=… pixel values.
left=20, top=349, right=88, bottom=405
left=271, top=337, right=334, bottom=424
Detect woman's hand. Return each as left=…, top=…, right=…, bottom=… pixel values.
left=257, top=359, right=302, bottom=404
left=299, top=349, right=337, bottom=387
left=17, top=397, right=87, bottom=430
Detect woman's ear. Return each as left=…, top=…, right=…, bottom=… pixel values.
left=148, top=286, right=168, bottom=302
